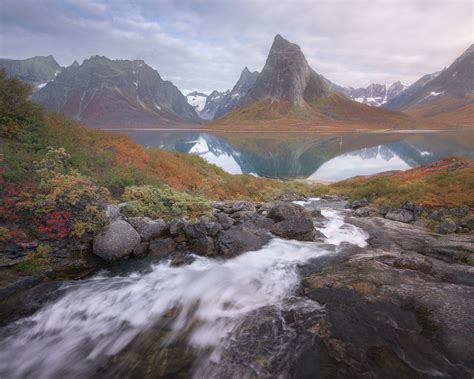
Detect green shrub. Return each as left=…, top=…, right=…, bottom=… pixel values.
left=121, top=185, right=210, bottom=219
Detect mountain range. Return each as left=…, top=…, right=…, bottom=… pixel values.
left=0, top=37, right=472, bottom=129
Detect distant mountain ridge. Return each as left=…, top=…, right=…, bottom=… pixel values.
left=384, top=44, right=474, bottom=113
left=0, top=56, right=63, bottom=87
left=31, top=56, right=200, bottom=128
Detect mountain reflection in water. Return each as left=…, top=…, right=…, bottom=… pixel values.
left=122, top=130, right=474, bottom=181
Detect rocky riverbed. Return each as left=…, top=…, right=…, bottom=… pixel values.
left=0, top=197, right=473, bottom=377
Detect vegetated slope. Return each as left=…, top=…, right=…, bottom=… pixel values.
left=212, top=35, right=413, bottom=131
left=32, top=56, right=201, bottom=128
left=328, top=156, right=474, bottom=208
left=0, top=69, right=308, bottom=203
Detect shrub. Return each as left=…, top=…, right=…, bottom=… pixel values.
left=121, top=185, right=210, bottom=219
left=25, top=147, right=110, bottom=239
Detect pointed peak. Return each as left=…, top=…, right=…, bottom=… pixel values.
left=242, top=66, right=250, bottom=73
left=70, top=60, right=80, bottom=68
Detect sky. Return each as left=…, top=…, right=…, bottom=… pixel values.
left=1, top=0, right=472, bottom=94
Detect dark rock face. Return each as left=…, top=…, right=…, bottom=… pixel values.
left=435, top=218, right=457, bottom=234
left=241, top=34, right=330, bottom=107
left=93, top=220, right=140, bottom=261
left=384, top=44, right=474, bottom=111
left=148, top=238, right=177, bottom=258
left=267, top=201, right=311, bottom=222
left=213, top=67, right=259, bottom=119
left=32, top=56, right=200, bottom=128
left=349, top=198, right=369, bottom=209
left=270, top=217, right=316, bottom=241
left=216, top=226, right=271, bottom=257
left=0, top=55, right=62, bottom=87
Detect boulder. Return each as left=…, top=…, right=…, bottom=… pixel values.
left=128, top=217, right=168, bottom=241
left=214, top=212, right=234, bottom=229
left=435, top=218, right=457, bottom=234
left=354, top=207, right=370, bottom=217
left=270, top=217, right=316, bottom=241
left=267, top=202, right=311, bottom=222
left=216, top=227, right=271, bottom=257
left=191, top=236, right=216, bottom=256
left=205, top=221, right=224, bottom=237
left=105, top=204, right=121, bottom=222
left=132, top=242, right=149, bottom=258
left=231, top=201, right=256, bottom=213
left=93, top=220, right=140, bottom=262
left=450, top=205, right=469, bottom=217
left=385, top=209, right=414, bottom=223
left=349, top=198, right=369, bottom=209
left=149, top=238, right=177, bottom=258
left=430, top=208, right=448, bottom=222
left=400, top=201, right=414, bottom=211
left=169, top=218, right=188, bottom=242
left=184, top=222, right=207, bottom=241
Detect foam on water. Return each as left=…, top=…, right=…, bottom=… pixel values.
left=0, top=210, right=368, bottom=378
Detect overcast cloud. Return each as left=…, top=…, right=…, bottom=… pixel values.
left=0, top=0, right=472, bottom=93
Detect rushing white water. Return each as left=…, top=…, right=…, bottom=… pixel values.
left=0, top=209, right=368, bottom=378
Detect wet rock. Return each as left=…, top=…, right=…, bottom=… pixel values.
left=270, top=217, right=316, bottom=241
left=349, top=198, right=369, bottom=209
left=148, top=238, right=177, bottom=258
left=128, top=217, right=167, bottom=242
left=93, top=220, right=140, bottom=262
left=183, top=222, right=207, bottom=241
left=354, top=207, right=370, bottom=217
left=267, top=202, right=311, bottom=222
left=309, top=208, right=323, bottom=219
left=216, top=226, right=270, bottom=257
left=214, top=212, right=234, bottom=229
left=169, top=218, right=188, bottom=242
left=385, top=209, right=414, bottom=223
left=191, top=236, right=216, bottom=256
left=435, top=218, right=457, bottom=234
left=430, top=208, right=448, bottom=222
left=132, top=242, right=149, bottom=258
left=204, top=221, right=224, bottom=237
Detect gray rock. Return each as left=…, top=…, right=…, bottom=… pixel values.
left=430, top=208, right=448, bottom=221
left=191, top=237, right=216, bottom=256
left=205, top=221, right=224, bottom=237
left=215, top=212, right=234, bottom=229
left=184, top=222, right=207, bottom=241
left=385, top=209, right=414, bottom=223
left=354, top=207, right=370, bottom=217
left=231, top=201, right=256, bottom=213
left=231, top=210, right=255, bottom=221
left=149, top=238, right=177, bottom=258
left=267, top=202, right=311, bottom=222
left=93, top=220, right=140, bottom=262
left=128, top=217, right=167, bottom=241
left=132, top=242, right=149, bottom=258
left=216, top=227, right=271, bottom=257
left=169, top=218, right=188, bottom=242
left=350, top=198, right=369, bottom=209
left=270, top=217, right=316, bottom=241
left=450, top=205, right=469, bottom=217
left=435, top=218, right=457, bottom=234
left=378, top=206, right=390, bottom=216
left=400, top=201, right=414, bottom=211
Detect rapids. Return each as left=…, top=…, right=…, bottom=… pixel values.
left=0, top=207, right=368, bottom=378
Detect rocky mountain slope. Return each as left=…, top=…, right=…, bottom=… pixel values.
left=216, top=35, right=410, bottom=129
left=0, top=55, right=62, bottom=88
left=241, top=35, right=330, bottom=107
left=32, top=56, right=201, bottom=128
left=384, top=44, right=474, bottom=121
left=199, top=90, right=229, bottom=120
left=213, top=67, right=259, bottom=119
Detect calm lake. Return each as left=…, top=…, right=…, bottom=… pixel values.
left=119, top=129, right=474, bottom=182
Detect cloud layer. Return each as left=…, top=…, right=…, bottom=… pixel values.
left=1, top=0, right=472, bottom=93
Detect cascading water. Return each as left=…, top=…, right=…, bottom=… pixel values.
left=0, top=208, right=368, bottom=378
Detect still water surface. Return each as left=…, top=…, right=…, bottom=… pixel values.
left=120, top=129, right=474, bottom=181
